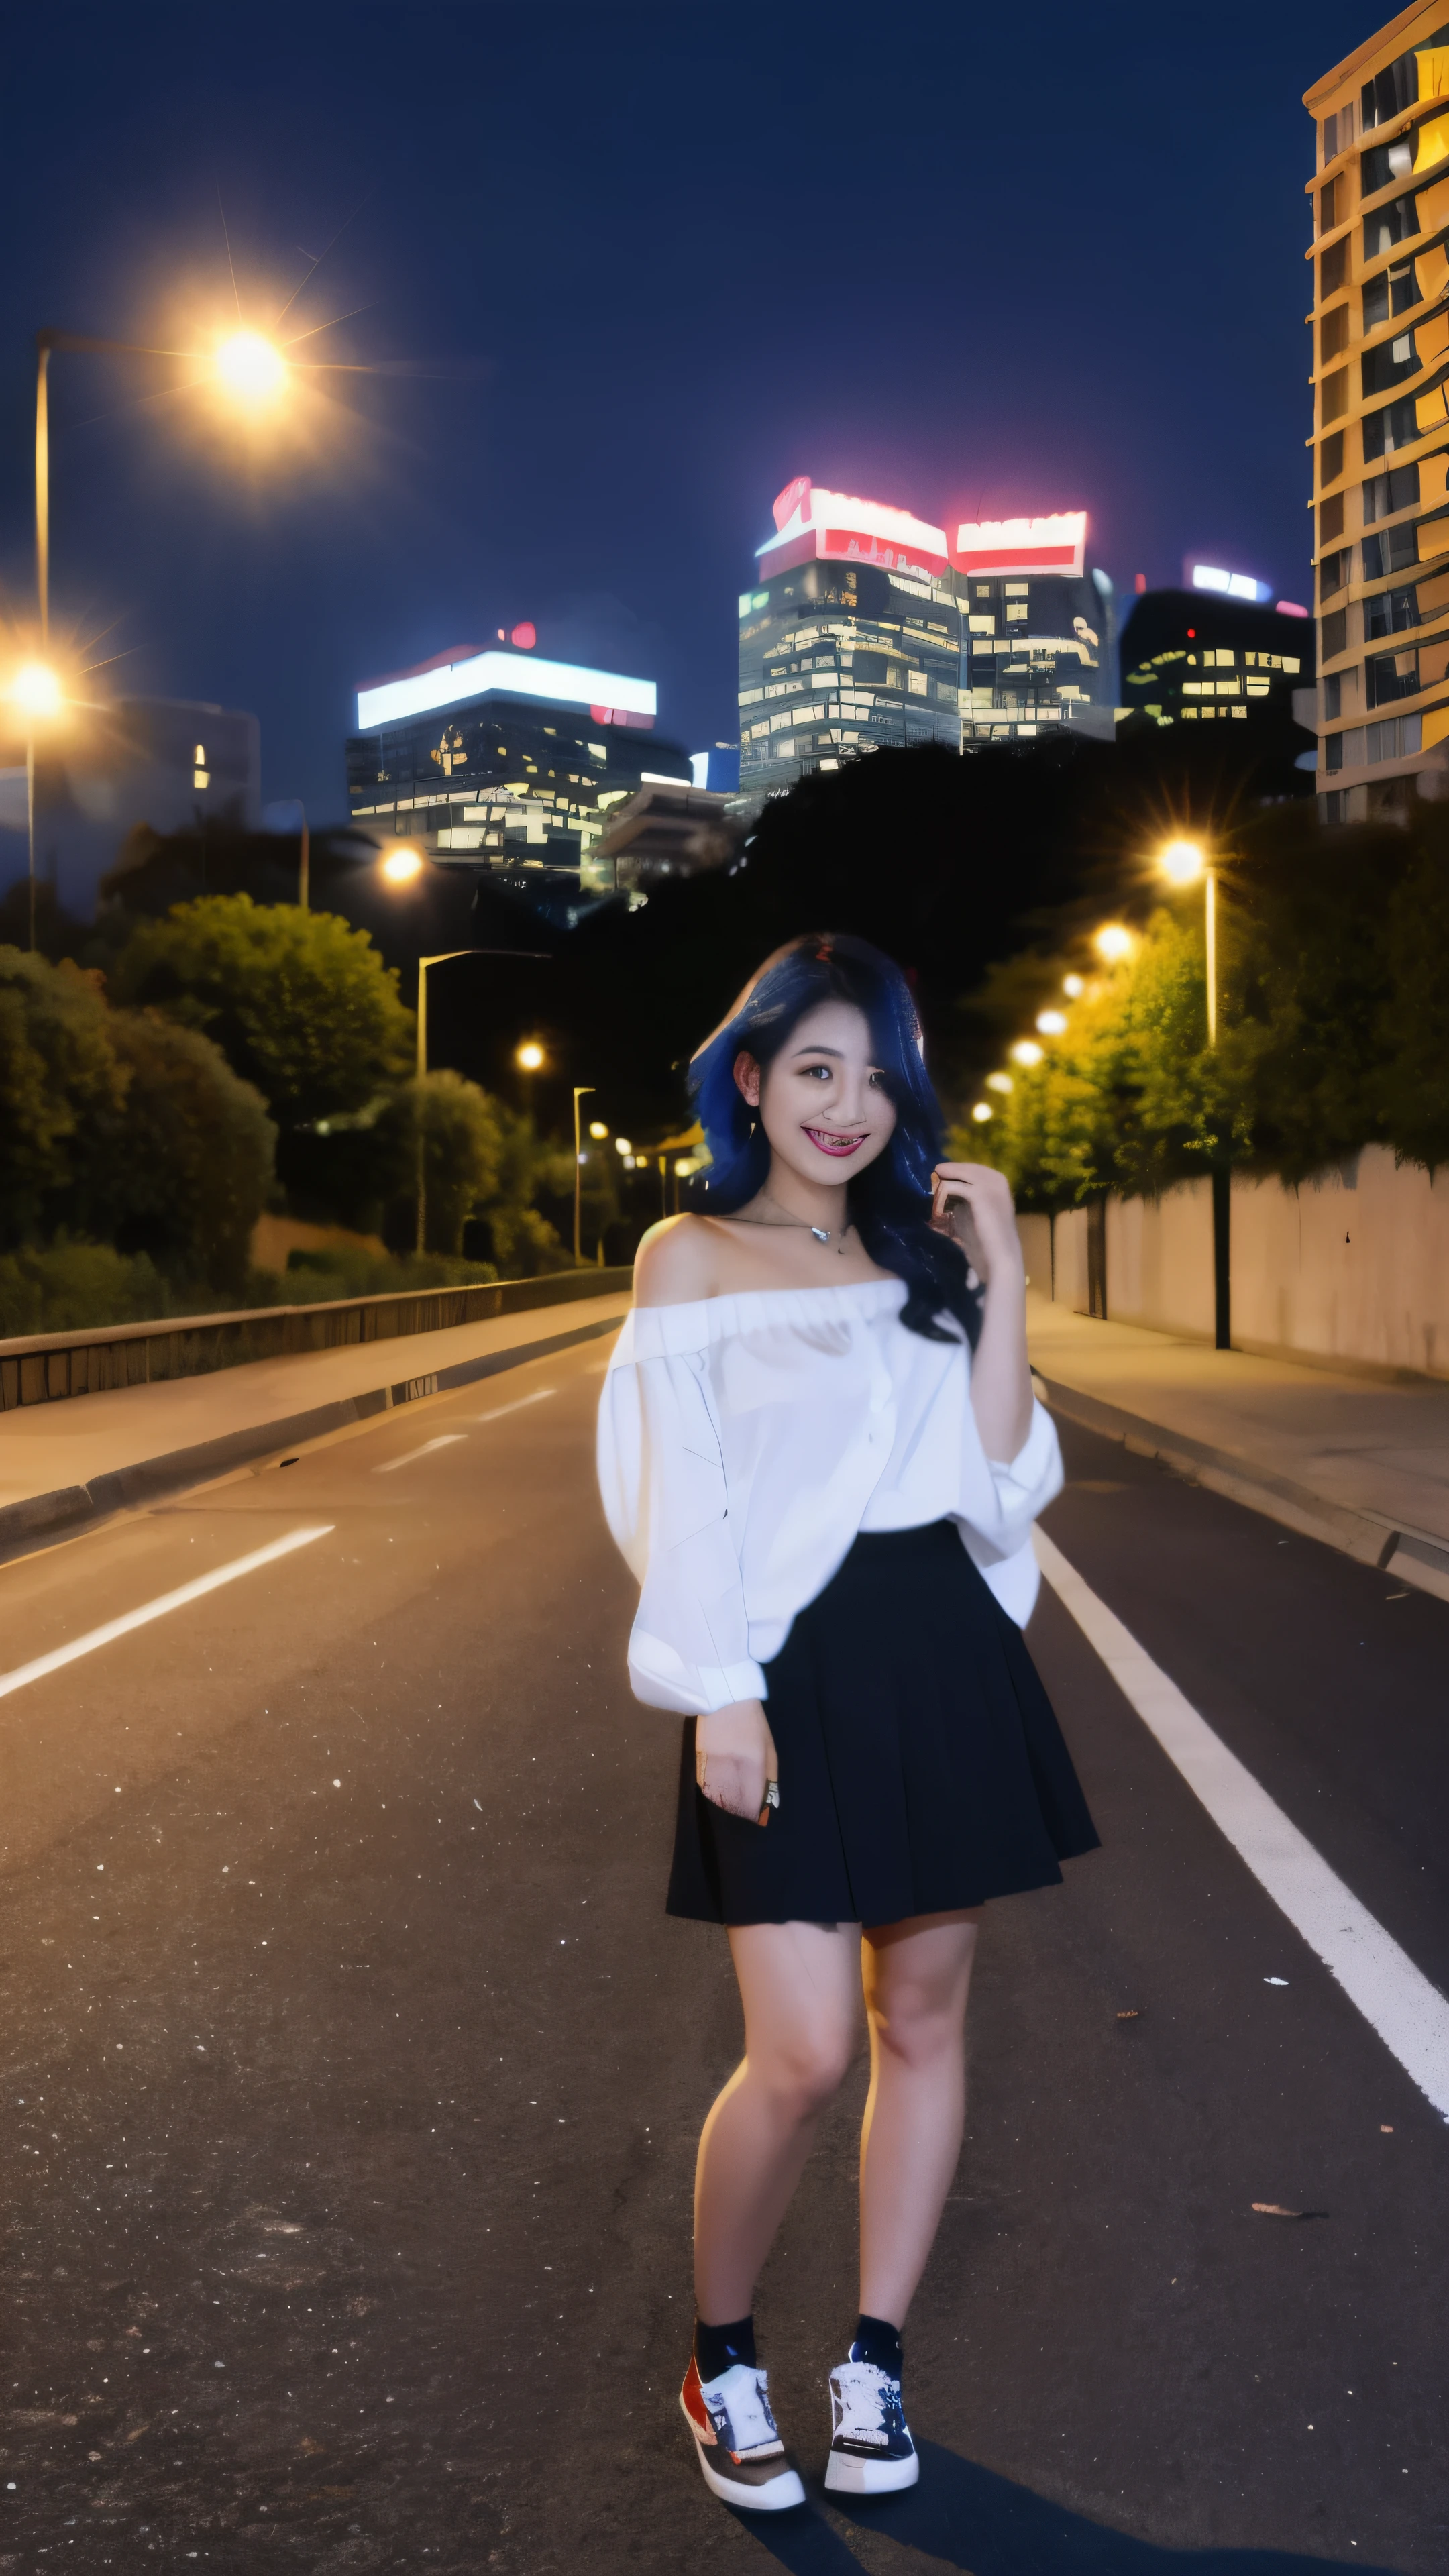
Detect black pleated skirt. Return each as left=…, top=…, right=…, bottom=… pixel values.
left=666, top=1519, right=1099, bottom=1927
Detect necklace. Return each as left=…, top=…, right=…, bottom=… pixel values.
left=722, top=1203, right=853, bottom=1254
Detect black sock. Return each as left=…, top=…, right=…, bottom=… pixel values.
left=694, top=2313, right=757, bottom=2381
left=850, top=2312, right=903, bottom=2377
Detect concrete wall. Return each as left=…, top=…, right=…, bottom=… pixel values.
left=1029, top=1148, right=1449, bottom=1380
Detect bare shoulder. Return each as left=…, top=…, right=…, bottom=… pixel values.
left=633, top=1214, right=720, bottom=1307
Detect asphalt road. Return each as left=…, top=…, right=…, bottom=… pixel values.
left=0, top=1336, right=1444, bottom=2575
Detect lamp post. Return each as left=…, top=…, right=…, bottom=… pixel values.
left=34, top=324, right=290, bottom=646
left=1157, top=837, right=1229, bottom=1348
left=412, top=945, right=551, bottom=1255
left=572, top=1087, right=595, bottom=1267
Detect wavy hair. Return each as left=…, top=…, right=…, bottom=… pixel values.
left=687, top=932, right=980, bottom=1344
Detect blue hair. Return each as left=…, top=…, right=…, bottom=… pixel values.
left=687, top=932, right=981, bottom=1345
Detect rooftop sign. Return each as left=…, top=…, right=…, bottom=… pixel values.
left=356, top=649, right=657, bottom=731
left=757, top=480, right=949, bottom=582
left=950, top=513, right=1087, bottom=578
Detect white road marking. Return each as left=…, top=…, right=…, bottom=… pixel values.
left=470, top=1389, right=557, bottom=1424
left=0, top=1527, right=334, bottom=1706
left=373, top=1435, right=468, bottom=1474
left=1035, top=1526, right=1449, bottom=2121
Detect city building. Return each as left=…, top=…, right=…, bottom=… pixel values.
left=1307, top=7, right=1449, bottom=818
left=1119, top=584, right=1315, bottom=757
left=593, top=780, right=740, bottom=888
left=737, top=481, right=1115, bottom=799
left=344, top=641, right=690, bottom=891
left=0, top=696, right=260, bottom=920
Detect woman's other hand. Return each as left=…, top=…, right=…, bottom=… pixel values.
left=696, top=1700, right=779, bottom=1826
left=930, top=1161, right=1024, bottom=1289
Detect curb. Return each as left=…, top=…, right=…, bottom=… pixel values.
left=1036, top=1370, right=1449, bottom=1607
left=0, top=1313, right=623, bottom=1569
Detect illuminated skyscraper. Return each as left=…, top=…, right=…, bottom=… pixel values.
left=1307, top=8, right=1449, bottom=818
left=737, top=482, right=1114, bottom=798
left=345, top=643, right=689, bottom=887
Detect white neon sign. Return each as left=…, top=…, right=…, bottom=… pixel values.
left=951, top=514, right=1087, bottom=577
left=357, top=650, right=657, bottom=731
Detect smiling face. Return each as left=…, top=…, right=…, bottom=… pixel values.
left=735, top=998, right=897, bottom=1191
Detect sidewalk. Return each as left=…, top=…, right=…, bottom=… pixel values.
left=0, top=1290, right=631, bottom=1558
left=1028, top=1293, right=1449, bottom=1603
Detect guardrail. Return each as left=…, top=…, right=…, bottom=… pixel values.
left=0, top=1267, right=635, bottom=1413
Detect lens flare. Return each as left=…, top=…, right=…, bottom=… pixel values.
left=215, top=331, right=288, bottom=405
left=10, top=662, right=64, bottom=718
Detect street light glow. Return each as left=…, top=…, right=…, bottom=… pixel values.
left=380, top=846, right=424, bottom=884
left=971, top=1102, right=993, bottom=1123
left=614, top=1135, right=633, bottom=1155
left=515, top=1040, right=545, bottom=1071
left=215, top=330, right=288, bottom=405
left=1159, top=837, right=1206, bottom=885
left=1095, top=923, right=1134, bottom=963
left=9, top=661, right=63, bottom=718
left=588, top=1120, right=609, bottom=1140
left=1063, top=973, right=1084, bottom=997
left=1036, top=1008, right=1068, bottom=1036
left=985, top=1072, right=1013, bottom=1095
left=1010, top=1039, right=1044, bottom=1067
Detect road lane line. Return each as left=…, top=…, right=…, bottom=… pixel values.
left=373, top=1436, right=468, bottom=1474
left=1035, top=1525, right=1449, bottom=2121
left=0, top=1526, right=334, bottom=1706
left=470, top=1389, right=557, bottom=1424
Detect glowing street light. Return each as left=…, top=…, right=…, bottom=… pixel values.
left=1010, top=1039, right=1044, bottom=1067
left=515, top=1040, right=545, bottom=1072
left=215, top=330, right=288, bottom=405
left=985, top=1072, right=1013, bottom=1095
left=1035, top=1008, right=1068, bottom=1036
left=613, top=1134, right=633, bottom=1155
left=380, top=845, right=425, bottom=885
left=1063, top=973, right=1084, bottom=997
left=1094, top=922, right=1134, bottom=963
left=970, top=1102, right=993, bottom=1124
left=588, top=1120, right=609, bottom=1140
left=1159, top=836, right=1206, bottom=885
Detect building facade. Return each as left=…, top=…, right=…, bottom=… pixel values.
left=1307, top=8, right=1449, bottom=818
left=737, top=482, right=1114, bottom=799
left=345, top=643, right=690, bottom=890
left=0, top=697, right=260, bottom=920
left=1119, top=589, right=1314, bottom=751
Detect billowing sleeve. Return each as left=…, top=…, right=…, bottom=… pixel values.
left=955, top=1380, right=1063, bottom=1629
left=596, top=1313, right=767, bottom=1716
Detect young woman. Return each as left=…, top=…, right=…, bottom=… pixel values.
left=597, top=933, right=1097, bottom=2512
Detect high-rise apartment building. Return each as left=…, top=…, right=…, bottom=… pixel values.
left=737, top=482, right=1114, bottom=800
left=1307, top=9, right=1449, bottom=818
left=345, top=643, right=690, bottom=888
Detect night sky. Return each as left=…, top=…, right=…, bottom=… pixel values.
left=0, top=1, right=1371, bottom=820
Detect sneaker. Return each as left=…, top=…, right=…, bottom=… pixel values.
left=824, top=2357, right=919, bottom=2494
left=679, top=2356, right=806, bottom=2511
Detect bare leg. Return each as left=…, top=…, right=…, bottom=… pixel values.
left=857, top=1910, right=981, bottom=2328
left=694, top=1920, right=861, bottom=2324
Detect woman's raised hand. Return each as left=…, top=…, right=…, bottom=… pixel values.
left=930, top=1161, right=1024, bottom=1288
left=696, top=1700, right=779, bottom=1828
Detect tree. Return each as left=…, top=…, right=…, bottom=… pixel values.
left=0, top=948, right=127, bottom=1250
left=73, top=1011, right=276, bottom=1291
left=107, top=894, right=414, bottom=1129
left=374, top=1071, right=505, bottom=1256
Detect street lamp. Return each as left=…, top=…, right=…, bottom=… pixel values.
left=572, top=1087, right=595, bottom=1266
left=1010, top=1038, right=1044, bottom=1067
left=34, top=323, right=288, bottom=649
left=380, top=845, right=425, bottom=885
left=414, top=948, right=551, bottom=1255
left=1156, top=837, right=1229, bottom=1348
left=7, top=659, right=65, bottom=952
left=515, top=1040, right=545, bottom=1073
left=1094, top=922, right=1134, bottom=964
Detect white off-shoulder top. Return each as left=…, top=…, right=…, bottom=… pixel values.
left=596, top=1277, right=1062, bottom=1717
